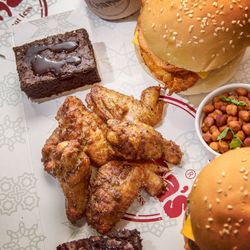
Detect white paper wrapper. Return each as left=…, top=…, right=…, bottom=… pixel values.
left=3, top=7, right=209, bottom=250
left=0, top=2, right=249, bottom=250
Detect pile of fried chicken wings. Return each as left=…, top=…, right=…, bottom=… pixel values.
left=41, top=85, right=182, bottom=234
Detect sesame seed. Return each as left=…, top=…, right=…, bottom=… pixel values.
left=228, top=185, right=232, bottom=190
left=189, top=25, right=194, bottom=33
left=227, top=217, right=232, bottom=222
left=243, top=175, right=248, bottom=181
left=163, top=34, right=167, bottom=39
left=205, top=225, right=211, bottom=229
left=208, top=217, right=214, bottom=222
left=204, top=196, right=208, bottom=202
left=233, top=246, right=238, bottom=250
left=241, top=158, right=247, bottom=162
left=240, top=168, right=246, bottom=173
left=217, top=189, right=223, bottom=193
left=238, top=219, right=244, bottom=223
left=227, top=205, right=233, bottom=210
left=224, top=223, right=229, bottom=228
left=208, top=204, right=212, bottom=210
left=217, top=179, right=222, bottom=184
left=240, top=186, right=244, bottom=192
left=222, top=172, right=226, bottom=177
left=248, top=226, right=250, bottom=233
left=244, top=190, right=248, bottom=197
left=233, top=230, right=239, bottom=235
left=235, top=222, right=241, bottom=228
left=244, top=170, right=249, bottom=175
left=216, top=198, right=220, bottom=203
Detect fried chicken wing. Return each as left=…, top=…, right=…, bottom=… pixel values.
left=42, top=128, right=61, bottom=176
left=56, top=96, right=115, bottom=166
left=42, top=139, right=91, bottom=224
left=86, top=160, right=169, bottom=234
left=142, top=162, right=169, bottom=197
left=86, top=161, right=144, bottom=234
left=106, top=119, right=182, bottom=165
left=86, top=85, right=164, bottom=126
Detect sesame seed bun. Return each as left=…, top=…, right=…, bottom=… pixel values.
left=138, top=0, right=250, bottom=73
left=189, top=148, right=250, bottom=250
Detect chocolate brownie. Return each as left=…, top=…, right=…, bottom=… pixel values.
left=57, top=229, right=143, bottom=250
left=13, top=29, right=101, bottom=99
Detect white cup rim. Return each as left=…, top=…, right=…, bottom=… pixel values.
left=195, top=82, right=250, bottom=158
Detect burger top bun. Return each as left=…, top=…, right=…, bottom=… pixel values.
left=138, top=0, right=250, bottom=72
left=189, top=148, right=250, bottom=250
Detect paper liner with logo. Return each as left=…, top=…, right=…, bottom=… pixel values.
left=3, top=4, right=250, bottom=250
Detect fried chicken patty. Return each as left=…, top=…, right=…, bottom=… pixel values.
left=137, top=28, right=200, bottom=94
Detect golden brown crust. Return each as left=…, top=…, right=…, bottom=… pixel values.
left=86, top=161, right=144, bottom=234
left=86, top=161, right=168, bottom=234
left=142, top=162, right=169, bottom=196
left=106, top=119, right=182, bottom=165
left=56, top=96, right=115, bottom=166
left=189, top=148, right=250, bottom=250
left=42, top=139, right=91, bottom=224
left=86, top=84, right=164, bottom=126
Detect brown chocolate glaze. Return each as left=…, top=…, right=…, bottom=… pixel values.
left=25, top=41, right=81, bottom=75
left=32, top=55, right=81, bottom=75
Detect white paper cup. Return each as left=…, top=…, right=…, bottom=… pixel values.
left=195, top=83, right=250, bottom=160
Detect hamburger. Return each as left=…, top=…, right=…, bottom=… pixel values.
left=135, top=0, right=250, bottom=95
left=181, top=147, right=250, bottom=250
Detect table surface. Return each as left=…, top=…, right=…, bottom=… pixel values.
left=0, top=1, right=249, bottom=249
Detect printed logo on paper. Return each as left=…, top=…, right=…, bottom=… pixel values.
left=0, top=0, right=49, bottom=24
